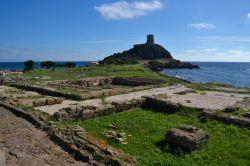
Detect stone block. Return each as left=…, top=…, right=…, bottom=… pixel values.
left=165, top=124, right=209, bottom=151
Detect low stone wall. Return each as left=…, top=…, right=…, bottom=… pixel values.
left=142, top=96, right=182, bottom=113
left=48, top=77, right=114, bottom=88
left=11, top=84, right=119, bottom=101
left=48, top=76, right=166, bottom=88
left=201, top=110, right=250, bottom=128
left=0, top=101, right=136, bottom=165
left=55, top=99, right=144, bottom=121
left=111, top=77, right=166, bottom=86
left=33, top=98, right=63, bottom=107
left=52, top=126, right=135, bottom=166
left=11, top=84, right=84, bottom=100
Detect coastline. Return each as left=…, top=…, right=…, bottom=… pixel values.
left=0, top=64, right=250, bottom=165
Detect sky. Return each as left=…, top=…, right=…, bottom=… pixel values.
left=0, top=0, right=250, bottom=62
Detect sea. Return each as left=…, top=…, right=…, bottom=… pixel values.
left=0, top=61, right=91, bottom=71
left=162, top=62, right=250, bottom=88
left=0, top=62, right=249, bottom=88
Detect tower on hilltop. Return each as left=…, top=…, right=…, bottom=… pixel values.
left=146, top=34, right=154, bottom=45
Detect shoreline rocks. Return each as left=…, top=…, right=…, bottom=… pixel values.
left=147, top=60, right=199, bottom=72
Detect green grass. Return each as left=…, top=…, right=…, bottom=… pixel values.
left=186, top=82, right=233, bottom=91
left=61, top=109, right=250, bottom=166
left=10, top=65, right=182, bottom=85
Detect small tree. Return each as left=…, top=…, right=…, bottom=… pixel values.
left=64, top=62, right=76, bottom=68
left=41, top=61, right=56, bottom=69
left=24, top=60, right=35, bottom=72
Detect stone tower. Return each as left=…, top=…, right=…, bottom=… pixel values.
left=146, top=34, right=154, bottom=45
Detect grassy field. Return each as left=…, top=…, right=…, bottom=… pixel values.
left=9, top=65, right=182, bottom=85
left=61, top=108, right=250, bottom=166
left=9, top=64, right=246, bottom=92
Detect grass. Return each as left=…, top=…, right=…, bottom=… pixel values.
left=186, top=82, right=233, bottom=91
left=61, top=108, right=250, bottom=166
left=9, top=65, right=182, bottom=85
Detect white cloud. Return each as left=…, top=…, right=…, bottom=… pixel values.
left=188, top=23, right=215, bottom=30
left=247, top=13, right=250, bottom=19
left=94, top=0, right=164, bottom=20
left=180, top=48, right=250, bottom=62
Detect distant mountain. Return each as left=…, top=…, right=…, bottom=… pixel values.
left=100, top=34, right=199, bottom=71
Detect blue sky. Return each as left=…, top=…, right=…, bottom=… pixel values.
left=0, top=0, right=250, bottom=62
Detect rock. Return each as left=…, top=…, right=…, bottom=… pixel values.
left=32, top=99, right=46, bottom=107
left=54, top=110, right=70, bottom=120
left=165, top=124, right=209, bottom=151
left=65, top=106, right=83, bottom=118
left=40, top=76, right=51, bottom=80
left=33, top=98, right=63, bottom=107
left=102, top=130, right=128, bottom=144
left=108, top=124, right=119, bottom=130
left=224, top=106, right=240, bottom=113
left=46, top=98, right=56, bottom=105
left=0, top=150, right=6, bottom=166
left=46, top=98, right=63, bottom=105
left=244, top=112, right=250, bottom=118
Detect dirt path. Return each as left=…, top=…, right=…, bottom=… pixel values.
left=0, top=107, right=88, bottom=166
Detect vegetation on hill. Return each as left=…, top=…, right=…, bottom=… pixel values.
left=99, top=40, right=199, bottom=70
left=100, top=44, right=172, bottom=65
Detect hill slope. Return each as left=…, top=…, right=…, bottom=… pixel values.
left=100, top=35, right=199, bottom=71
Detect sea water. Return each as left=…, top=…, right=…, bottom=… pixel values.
left=162, top=62, right=250, bottom=88
left=0, top=61, right=91, bottom=70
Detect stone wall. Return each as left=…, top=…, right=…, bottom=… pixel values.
left=11, top=84, right=84, bottom=100
left=142, top=96, right=182, bottom=113
left=201, top=110, right=250, bottom=128
left=48, top=77, right=114, bottom=88
left=0, top=101, right=136, bottom=166
left=55, top=99, right=144, bottom=121
left=111, top=77, right=166, bottom=86
left=52, top=126, right=136, bottom=166
left=48, top=76, right=166, bottom=88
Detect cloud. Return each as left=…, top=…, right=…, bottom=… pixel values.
left=0, top=48, right=87, bottom=62
left=94, top=0, right=164, bottom=20
left=188, top=23, right=215, bottom=30
left=180, top=48, right=250, bottom=62
left=247, top=13, right=250, bottom=19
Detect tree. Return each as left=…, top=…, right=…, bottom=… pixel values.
left=24, top=60, right=35, bottom=71
left=64, top=62, right=76, bottom=68
left=41, top=61, right=56, bottom=69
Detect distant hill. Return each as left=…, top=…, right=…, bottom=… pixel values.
left=100, top=34, right=199, bottom=71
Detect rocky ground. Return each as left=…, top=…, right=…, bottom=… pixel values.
left=0, top=107, right=88, bottom=166
left=36, top=84, right=250, bottom=115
